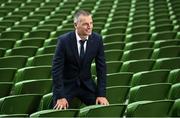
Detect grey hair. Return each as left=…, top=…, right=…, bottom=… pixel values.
left=74, top=10, right=91, bottom=23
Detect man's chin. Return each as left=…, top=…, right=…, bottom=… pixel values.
left=86, top=32, right=92, bottom=36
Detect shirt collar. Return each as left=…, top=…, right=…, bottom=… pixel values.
left=75, top=30, right=88, bottom=42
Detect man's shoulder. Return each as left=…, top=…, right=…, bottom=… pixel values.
left=57, top=31, right=75, bottom=41
left=91, top=32, right=102, bottom=42
left=91, top=32, right=101, bottom=38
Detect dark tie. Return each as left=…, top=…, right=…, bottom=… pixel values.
left=79, top=40, right=86, bottom=61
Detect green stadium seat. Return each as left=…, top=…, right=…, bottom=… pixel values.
left=36, top=45, right=56, bottom=55
left=153, top=57, right=180, bottom=70
left=12, top=10, right=30, bottom=16
left=14, top=66, right=51, bottom=83
left=0, top=30, right=25, bottom=40
left=129, top=83, right=171, bottom=103
left=93, top=27, right=102, bottom=34
left=125, top=32, right=151, bottom=42
left=93, top=17, right=107, bottom=24
left=102, top=26, right=126, bottom=35
left=27, top=14, right=45, bottom=21
left=5, top=46, right=38, bottom=57
left=120, top=59, right=155, bottom=73
left=104, top=42, right=125, bottom=50
left=51, top=28, right=73, bottom=38
left=106, top=72, right=133, bottom=87
left=0, top=68, right=17, bottom=82
left=0, top=82, right=13, bottom=98
left=128, top=20, right=149, bottom=27
left=103, top=34, right=125, bottom=43
left=131, top=69, right=170, bottom=87
left=26, top=54, right=53, bottom=66
left=10, top=25, right=32, bottom=32
left=108, top=21, right=127, bottom=28
left=30, top=109, right=79, bottom=117
left=39, top=92, right=53, bottom=110
left=111, top=16, right=129, bottom=23
left=150, top=19, right=173, bottom=26
left=62, top=23, right=74, bottom=29
left=42, top=19, right=62, bottom=25
left=3, top=15, right=23, bottom=22
left=0, top=114, right=28, bottom=117
left=150, top=24, right=174, bottom=33
left=43, top=38, right=57, bottom=46
left=152, top=45, right=180, bottom=59
left=168, top=69, right=180, bottom=84
left=127, top=100, right=174, bottom=117
left=13, top=79, right=52, bottom=95
left=126, top=25, right=149, bottom=34
left=0, top=56, right=28, bottom=69
left=106, top=61, right=123, bottom=74
left=153, top=40, right=180, bottom=48
left=0, top=20, right=15, bottom=27
left=106, top=86, right=130, bottom=104
left=0, top=94, right=42, bottom=115
left=91, top=61, right=122, bottom=75
left=121, top=48, right=153, bottom=61
left=0, top=26, right=6, bottom=33
left=18, top=19, right=40, bottom=27
left=0, top=48, right=5, bottom=57
left=36, top=24, right=57, bottom=31
left=151, top=31, right=177, bottom=41
left=79, top=104, right=126, bottom=117
left=124, top=41, right=154, bottom=50
left=105, top=50, right=123, bottom=61
left=170, top=98, right=180, bottom=117
left=168, top=83, right=180, bottom=100
left=27, top=29, right=51, bottom=39
left=0, top=39, right=15, bottom=49
left=15, top=38, right=45, bottom=48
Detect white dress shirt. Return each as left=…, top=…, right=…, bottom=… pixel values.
left=75, top=30, right=88, bottom=56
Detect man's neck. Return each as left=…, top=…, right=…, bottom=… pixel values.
left=79, top=36, right=87, bottom=40
left=76, top=31, right=88, bottom=40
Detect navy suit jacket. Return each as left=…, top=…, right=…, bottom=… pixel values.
left=52, top=31, right=107, bottom=101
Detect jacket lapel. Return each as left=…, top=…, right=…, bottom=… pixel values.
left=70, top=32, right=81, bottom=67
left=83, top=34, right=93, bottom=64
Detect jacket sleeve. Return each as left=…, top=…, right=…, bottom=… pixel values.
left=52, top=36, right=66, bottom=100
left=95, top=36, right=107, bottom=97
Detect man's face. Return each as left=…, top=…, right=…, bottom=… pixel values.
left=74, top=15, right=93, bottom=37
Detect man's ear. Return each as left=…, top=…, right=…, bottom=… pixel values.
left=74, top=23, right=77, bottom=28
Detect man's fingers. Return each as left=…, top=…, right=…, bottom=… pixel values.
left=54, top=103, right=60, bottom=109
left=59, top=105, right=63, bottom=110
left=96, top=99, right=99, bottom=105
left=66, top=103, right=69, bottom=108
left=53, top=104, right=57, bottom=109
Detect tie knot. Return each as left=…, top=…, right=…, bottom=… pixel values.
left=79, top=40, right=86, bottom=45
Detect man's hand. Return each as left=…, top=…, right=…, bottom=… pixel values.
left=54, top=98, right=69, bottom=110
left=96, top=97, right=109, bottom=106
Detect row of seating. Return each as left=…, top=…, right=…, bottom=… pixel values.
left=0, top=0, right=179, bottom=37
left=0, top=0, right=179, bottom=117
left=0, top=94, right=180, bottom=117
left=0, top=46, right=180, bottom=62
left=0, top=29, right=179, bottom=42
left=0, top=68, right=179, bottom=103
left=1, top=67, right=179, bottom=87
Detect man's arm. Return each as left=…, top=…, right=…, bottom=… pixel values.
left=52, top=36, right=66, bottom=102
left=95, top=35, right=107, bottom=97
left=95, top=35, right=109, bottom=105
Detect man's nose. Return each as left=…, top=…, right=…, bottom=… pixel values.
left=87, top=23, right=92, bottom=28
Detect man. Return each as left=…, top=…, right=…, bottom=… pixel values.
left=52, top=10, right=109, bottom=110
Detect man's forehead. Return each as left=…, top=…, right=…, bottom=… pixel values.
left=78, top=15, right=92, bottom=21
